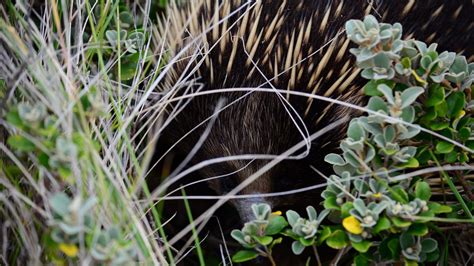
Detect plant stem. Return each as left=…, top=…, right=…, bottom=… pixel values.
left=429, top=151, right=473, bottom=219
left=330, top=247, right=349, bottom=265
left=312, top=244, right=322, bottom=266
left=263, top=246, right=277, bottom=266
left=454, top=170, right=474, bottom=201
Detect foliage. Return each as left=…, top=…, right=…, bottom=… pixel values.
left=230, top=15, right=473, bottom=265
left=0, top=0, right=169, bottom=264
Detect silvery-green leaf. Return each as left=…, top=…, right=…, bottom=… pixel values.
left=342, top=138, right=365, bottom=153
left=373, top=67, right=395, bottom=80
left=377, top=84, right=394, bottom=105
left=128, top=32, right=145, bottom=47
left=363, top=15, right=379, bottom=31
left=398, top=126, right=420, bottom=140
left=430, top=73, right=445, bottom=83
left=372, top=201, right=388, bottom=215
left=119, top=11, right=134, bottom=27
left=318, top=209, right=330, bottom=223
left=365, top=145, right=375, bottom=163
left=231, top=229, right=245, bottom=243
left=106, top=30, right=118, bottom=43
left=395, top=63, right=410, bottom=75
left=306, top=206, right=317, bottom=221
left=373, top=53, right=391, bottom=69
left=357, top=48, right=378, bottom=68
left=361, top=68, right=375, bottom=79
left=401, top=86, right=424, bottom=109
left=50, top=192, right=71, bottom=217
left=358, top=117, right=382, bottom=135
left=108, top=226, right=120, bottom=240
left=421, top=238, right=438, bottom=253
left=91, top=248, right=108, bottom=261
left=51, top=229, right=64, bottom=242
left=353, top=199, right=367, bottom=216
left=291, top=241, right=305, bottom=255
left=59, top=223, right=82, bottom=235
left=391, top=39, right=404, bottom=53
left=324, top=153, right=346, bottom=166
left=373, top=134, right=386, bottom=148
left=333, top=163, right=356, bottom=176
left=321, top=190, right=336, bottom=199
left=286, top=210, right=300, bottom=227
left=79, top=197, right=97, bottom=216
left=354, top=179, right=369, bottom=194
left=400, top=106, right=416, bottom=123
left=450, top=55, right=468, bottom=74
left=383, top=125, right=396, bottom=143
left=400, top=146, right=417, bottom=157
left=252, top=203, right=271, bottom=220
left=367, top=96, right=388, bottom=112
left=414, top=40, right=428, bottom=54
left=347, top=120, right=365, bottom=141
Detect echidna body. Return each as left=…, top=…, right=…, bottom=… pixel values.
left=155, top=0, right=472, bottom=247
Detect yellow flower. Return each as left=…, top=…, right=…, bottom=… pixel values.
left=411, top=70, right=427, bottom=85
left=456, top=110, right=466, bottom=119
left=372, top=192, right=382, bottom=198
left=271, top=210, right=282, bottom=216
left=59, top=243, right=78, bottom=257
left=342, top=216, right=363, bottom=235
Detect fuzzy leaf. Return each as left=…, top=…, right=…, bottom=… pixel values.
left=391, top=217, right=411, bottom=228
left=446, top=92, right=465, bottom=119
left=401, top=86, right=424, bottom=108
left=286, top=210, right=300, bottom=227
left=324, top=196, right=340, bottom=210
left=347, top=121, right=365, bottom=140
left=49, top=193, right=71, bottom=217
left=436, top=141, right=454, bottom=154
left=253, top=236, right=273, bottom=246
left=408, top=223, right=429, bottom=236
left=425, top=85, right=445, bottom=107
left=265, top=216, right=288, bottom=235
left=351, top=240, right=372, bottom=253
left=399, top=232, right=415, bottom=249
left=373, top=216, right=391, bottom=233
left=7, top=135, right=36, bottom=152
left=415, top=181, right=431, bottom=201
left=326, top=230, right=349, bottom=249
left=232, top=250, right=258, bottom=263
left=291, top=241, right=305, bottom=255
left=390, top=187, right=409, bottom=203
left=377, top=84, right=395, bottom=105
left=421, top=238, right=437, bottom=253
left=324, top=153, right=346, bottom=166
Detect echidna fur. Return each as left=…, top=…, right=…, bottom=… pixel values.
left=152, top=0, right=472, bottom=263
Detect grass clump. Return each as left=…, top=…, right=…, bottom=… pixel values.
left=0, top=0, right=171, bottom=264
left=0, top=0, right=472, bottom=265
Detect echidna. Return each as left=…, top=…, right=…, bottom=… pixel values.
left=152, top=0, right=472, bottom=261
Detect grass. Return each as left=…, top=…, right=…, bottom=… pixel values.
left=0, top=0, right=472, bottom=265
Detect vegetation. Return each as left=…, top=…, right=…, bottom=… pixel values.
left=0, top=0, right=472, bottom=265
left=230, top=15, right=473, bottom=265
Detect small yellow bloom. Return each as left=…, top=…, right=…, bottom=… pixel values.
left=271, top=210, right=282, bottom=216
left=457, top=110, right=466, bottom=118
left=411, top=70, right=427, bottom=85
left=59, top=243, right=78, bottom=257
left=372, top=192, right=382, bottom=198
left=343, top=216, right=363, bottom=235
